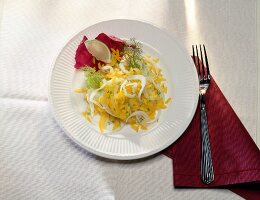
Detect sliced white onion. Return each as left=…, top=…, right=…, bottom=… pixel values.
left=120, top=80, right=138, bottom=98
left=146, top=110, right=161, bottom=124
left=88, top=78, right=124, bottom=119
left=126, top=82, right=138, bottom=93
left=119, top=60, right=129, bottom=73
left=150, top=79, right=165, bottom=100
left=143, top=57, right=157, bottom=67
left=92, top=100, right=103, bottom=109
left=126, top=111, right=150, bottom=124
left=102, top=104, right=120, bottom=119
left=89, top=89, right=103, bottom=109
left=103, top=121, right=125, bottom=135
left=120, top=80, right=127, bottom=92
left=86, top=80, right=112, bottom=116
left=113, top=84, right=119, bottom=96
left=86, top=90, right=95, bottom=117
left=89, top=90, right=98, bottom=102
left=101, top=65, right=114, bottom=73
left=89, top=79, right=113, bottom=102
left=125, top=82, right=138, bottom=98
left=123, top=84, right=135, bottom=98
left=124, top=91, right=135, bottom=98
left=127, top=75, right=146, bottom=101
left=90, top=96, right=120, bottom=119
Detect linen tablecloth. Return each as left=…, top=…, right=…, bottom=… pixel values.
left=0, top=0, right=258, bottom=199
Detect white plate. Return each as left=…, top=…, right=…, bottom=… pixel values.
left=49, top=19, right=199, bottom=160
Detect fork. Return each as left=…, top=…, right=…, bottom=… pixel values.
left=192, top=44, right=214, bottom=184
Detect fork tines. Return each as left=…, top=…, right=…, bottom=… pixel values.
left=192, top=45, right=211, bottom=83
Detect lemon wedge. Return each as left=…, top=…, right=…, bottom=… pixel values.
left=84, top=39, right=111, bottom=63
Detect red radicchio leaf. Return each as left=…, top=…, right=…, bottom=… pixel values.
left=74, top=33, right=124, bottom=70
left=74, top=36, right=102, bottom=70
left=95, top=33, right=125, bottom=52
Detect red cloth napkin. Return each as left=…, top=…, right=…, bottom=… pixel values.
left=163, top=61, right=260, bottom=199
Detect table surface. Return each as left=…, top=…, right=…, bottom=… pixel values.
left=0, top=0, right=259, bottom=199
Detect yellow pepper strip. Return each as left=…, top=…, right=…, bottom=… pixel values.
left=165, top=97, right=172, bottom=104
left=140, top=124, right=148, bottom=130
left=161, top=84, right=168, bottom=93
left=99, top=112, right=109, bottom=133
left=130, top=123, right=139, bottom=132
left=110, top=54, right=118, bottom=67
left=98, top=62, right=103, bottom=69
left=113, top=119, right=121, bottom=131
left=111, top=48, right=121, bottom=61
left=111, top=48, right=116, bottom=53
left=74, top=88, right=88, bottom=93
left=153, top=58, right=159, bottom=63
left=82, top=111, right=91, bottom=122
left=94, top=107, right=98, bottom=116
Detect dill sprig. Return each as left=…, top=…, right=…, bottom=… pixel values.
left=82, top=67, right=103, bottom=89
left=124, top=38, right=146, bottom=70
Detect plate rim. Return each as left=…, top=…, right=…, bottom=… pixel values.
left=48, top=18, right=199, bottom=160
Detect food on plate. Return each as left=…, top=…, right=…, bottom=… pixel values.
left=74, top=33, right=171, bottom=133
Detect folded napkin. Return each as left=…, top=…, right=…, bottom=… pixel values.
left=163, top=60, right=260, bottom=199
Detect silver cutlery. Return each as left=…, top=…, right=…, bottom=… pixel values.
left=192, top=44, right=214, bottom=184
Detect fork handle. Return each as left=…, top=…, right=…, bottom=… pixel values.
left=200, top=94, right=214, bottom=184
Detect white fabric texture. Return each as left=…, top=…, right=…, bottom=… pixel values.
left=0, top=0, right=257, bottom=199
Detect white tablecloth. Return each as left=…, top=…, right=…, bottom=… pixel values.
left=0, top=0, right=258, bottom=199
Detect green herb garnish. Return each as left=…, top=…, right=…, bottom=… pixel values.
left=83, top=67, right=103, bottom=89
left=124, top=38, right=147, bottom=70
